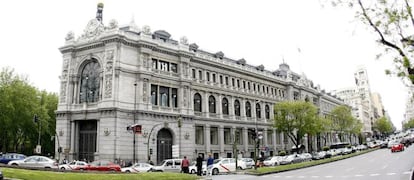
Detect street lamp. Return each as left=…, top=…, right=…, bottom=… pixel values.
left=133, top=82, right=137, bottom=162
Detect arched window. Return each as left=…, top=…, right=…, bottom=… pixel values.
left=234, top=100, right=241, bottom=116
left=265, top=105, right=270, bottom=119
left=209, top=95, right=216, bottom=113
left=256, top=103, right=261, bottom=119
left=194, top=93, right=202, bottom=112
left=79, top=60, right=101, bottom=103
left=222, top=98, right=229, bottom=115
left=246, top=101, right=251, bottom=117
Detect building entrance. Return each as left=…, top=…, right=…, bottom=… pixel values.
left=78, top=120, right=97, bottom=162
left=156, top=128, right=173, bottom=164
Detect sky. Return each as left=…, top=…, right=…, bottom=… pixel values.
left=0, top=0, right=408, bottom=129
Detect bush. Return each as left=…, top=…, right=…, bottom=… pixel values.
left=322, top=146, right=330, bottom=151
left=278, top=150, right=286, bottom=156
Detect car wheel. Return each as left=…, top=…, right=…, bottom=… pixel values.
left=79, top=168, right=85, bottom=171
left=60, top=167, right=65, bottom=170
left=125, top=170, right=130, bottom=173
left=274, top=162, right=278, bottom=166
left=110, top=169, right=116, bottom=173
left=191, top=169, right=196, bottom=174
left=212, top=168, right=219, bottom=175
left=11, top=163, right=18, bottom=166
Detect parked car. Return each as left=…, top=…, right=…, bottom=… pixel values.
left=152, top=159, right=182, bottom=172
left=121, top=162, right=154, bottom=173
left=236, top=158, right=251, bottom=169
left=8, top=155, right=58, bottom=169
left=299, top=153, right=312, bottom=162
left=211, top=158, right=236, bottom=175
left=0, top=153, right=26, bottom=164
left=391, top=143, right=405, bottom=153
left=279, top=155, right=295, bottom=165
left=58, top=161, right=88, bottom=171
left=84, top=160, right=121, bottom=172
left=263, top=156, right=283, bottom=166
left=311, top=151, right=327, bottom=160
left=189, top=161, right=206, bottom=174
left=239, top=158, right=254, bottom=168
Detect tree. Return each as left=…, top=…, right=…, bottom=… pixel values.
left=373, top=117, right=394, bottom=136
left=0, top=67, right=58, bottom=155
left=403, top=118, right=414, bottom=130
left=330, top=105, right=357, bottom=142
left=273, top=101, right=322, bottom=152
left=331, top=0, right=414, bottom=84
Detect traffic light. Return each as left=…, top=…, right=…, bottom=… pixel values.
left=256, top=143, right=260, bottom=149
left=33, top=114, right=39, bottom=123
left=150, top=148, right=153, bottom=155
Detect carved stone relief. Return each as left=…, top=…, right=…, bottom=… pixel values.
left=104, top=50, right=114, bottom=99
left=143, top=79, right=148, bottom=102
left=60, top=82, right=67, bottom=103
left=183, top=86, right=188, bottom=107
left=141, top=53, right=149, bottom=68
left=104, top=75, right=112, bottom=98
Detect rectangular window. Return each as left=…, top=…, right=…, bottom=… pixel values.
left=159, top=86, right=169, bottom=107
left=210, top=127, right=218, bottom=145
left=267, top=130, right=273, bottom=145
left=248, top=129, right=254, bottom=145
left=152, top=59, right=158, bottom=69
left=151, top=85, right=158, bottom=105
left=212, top=74, right=216, bottom=83
left=192, top=69, right=196, bottom=78
left=170, top=63, right=177, bottom=73
left=159, top=60, right=169, bottom=72
left=266, top=87, right=269, bottom=94
left=224, top=128, right=231, bottom=144
left=206, top=72, right=210, bottom=81
left=199, top=70, right=202, bottom=80
left=237, top=79, right=240, bottom=88
left=248, top=82, right=250, bottom=90
left=243, top=81, right=246, bottom=89
left=253, top=83, right=256, bottom=91
left=172, top=88, right=178, bottom=108
left=236, top=128, right=243, bottom=145
left=220, top=75, right=223, bottom=84
left=231, top=78, right=235, bottom=87
left=225, top=77, right=229, bottom=85
left=196, top=126, right=204, bottom=145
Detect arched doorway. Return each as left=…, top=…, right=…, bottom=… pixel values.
left=78, top=120, right=97, bottom=162
left=157, top=128, right=173, bottom=164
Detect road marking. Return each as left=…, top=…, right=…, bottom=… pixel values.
left=285, top=176, right=293, bottom=178
left=355, top=174, right=364, bottom=177
left=370, top=174, right=380, bottom=176
left=310, top=176, right=319, bottom=178
left=297, top=176, right=305, bottom=178
left=386, top=173, right=396, bottom=175
left=272, top=176, right=280, bottom=178
left=403, top=171, right=411, bottom=174
left=324, top=176, right=333, bottom=178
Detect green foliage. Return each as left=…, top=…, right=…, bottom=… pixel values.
left=278, top=150, right=286, bottom=156
left=331, top=0, right=414, bottom=84
left=403, top=118, right=414, bottom=130
left=322, top=146, right=330, bottom=151
left=273, top=101, right=322, bottom=150
left=0, top=67, right=58, bottom=155
left=329, top=105, right=361, bottom=141
left=373, top=117, right=394, bottom=135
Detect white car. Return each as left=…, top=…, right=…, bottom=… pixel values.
left=121, top=162, right=154, bottom=173
left=211, top=158, right=236, bottom=175
left=238, top=158, right=254, bottom=169
left=59, top=161, right=88, bottom=171
left=263, top=156, right=283, bottom=166
left=189, top=161, right=206, bottom=174
left=152, top=159, right=182, bottom=172
left=8, top=155, right=58, bottom=169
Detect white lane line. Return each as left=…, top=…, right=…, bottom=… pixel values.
left=272, top=175, right=280, bottom=178
left=297, top=176, right=305, bottom=178
left=386, top=173, right=396, bottom=175
left=311, top=176, right=319, bottom=178
left=403, top=171, right=411, bottom=174
left=324, top=176, right=333, bottom=178
left=355, top=174, right=364, bottom=177
left=370, top=174, right=380, bottom=176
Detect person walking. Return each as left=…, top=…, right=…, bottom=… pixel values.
left=196, top=154, right=203, bottom=176
left=207, top=153, right=214, bottom=177
left=181, top=156, right=190, bottom=173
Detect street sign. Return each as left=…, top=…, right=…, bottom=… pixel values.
left=172, top=145, right=179, bottom=158
left=35, top=145, right=42, bottom=154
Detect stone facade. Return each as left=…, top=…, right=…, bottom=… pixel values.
left=56, top=14, right=345, bottom=164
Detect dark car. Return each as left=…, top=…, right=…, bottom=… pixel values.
left=0, top=153, right=26, bottom=164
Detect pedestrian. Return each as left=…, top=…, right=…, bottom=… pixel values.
left=207, top=153, right=214, bottom=177
left=181, top=156, right=190, bottom=173
left=196, top=154, right=203, bottom=176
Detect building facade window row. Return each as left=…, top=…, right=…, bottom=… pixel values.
left=191, top=68, right=286, bottom=100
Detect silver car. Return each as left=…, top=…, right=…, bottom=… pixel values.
left=8, top=155, right=58, bottom=168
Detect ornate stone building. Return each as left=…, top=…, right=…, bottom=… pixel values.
left=56, top=5, right=345, bottom=163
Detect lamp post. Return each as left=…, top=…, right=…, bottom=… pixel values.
left=133, top=82, right=137, bottom=162
left=178, top=116, right=182, bottom=159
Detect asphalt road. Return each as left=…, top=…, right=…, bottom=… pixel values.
left=210, top=146, right=414, bottom=180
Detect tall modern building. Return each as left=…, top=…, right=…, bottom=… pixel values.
left=55, top=4, right=346, bottom=164
left=332, top=67, right=381, bottom=137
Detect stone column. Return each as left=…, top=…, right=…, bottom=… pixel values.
left=219, top=125, right=224, bottom=157
left=205, top=125, right=211, bottom=153
left=217, top=94, right=223, bottom=119
left=273, top=129, right=277, bottom=152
